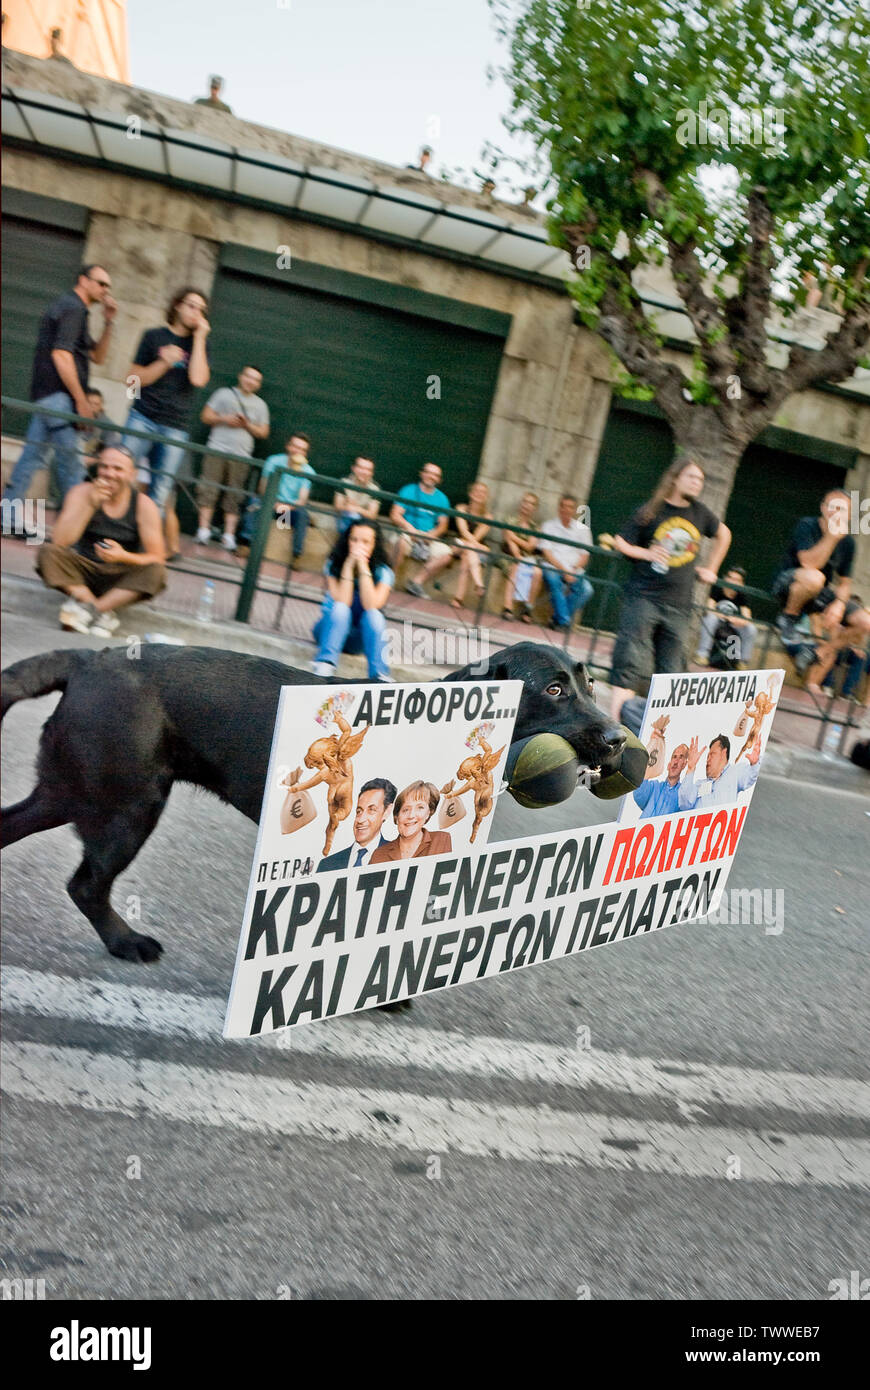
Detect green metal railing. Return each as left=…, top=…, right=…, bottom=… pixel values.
left=2, top=395, right=867, bottom=751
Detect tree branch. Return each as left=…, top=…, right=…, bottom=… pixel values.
left=637, top=169, right=738, bottom=389
left=767, top=301, right=870, bottom=412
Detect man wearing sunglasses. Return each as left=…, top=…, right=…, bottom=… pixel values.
left=2, top=266, right=117, bottom=522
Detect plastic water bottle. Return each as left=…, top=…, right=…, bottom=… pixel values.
left=196, top=579, right=215, bottom=624
left=822, top=722, right=842, bottom=758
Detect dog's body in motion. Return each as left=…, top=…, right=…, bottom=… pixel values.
left=1, top=642, right=624, bottom=962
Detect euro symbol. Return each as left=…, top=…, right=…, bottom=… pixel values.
left=291, top=799, right=303, bottom=819
left=446, top=803, right=456, bottom=817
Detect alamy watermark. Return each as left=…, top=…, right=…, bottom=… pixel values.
left=1, top=497, right=46, bottom=544
left=828, top=492, right=870, bottom=536
left=384, top=619, right=491, bottom=673
left=701, top=886, right=785, bottom=935
left=675, top=102, right=785, bottom=149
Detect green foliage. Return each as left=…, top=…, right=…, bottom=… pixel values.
left=492, top=0, right=870, bottom=312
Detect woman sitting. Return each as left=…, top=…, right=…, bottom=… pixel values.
left=501, top=489, right=542, bottom=622
left=369, top=780, right=452, bottom=862
left=311, top=520, right=393, bottom=680
left=451, top=481, right=493, bottom=609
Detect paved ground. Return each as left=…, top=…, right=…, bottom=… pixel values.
left=1, top=605, right=868, bottom=1301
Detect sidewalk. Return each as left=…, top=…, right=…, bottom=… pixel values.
left=3, top=534, right=868, bottom=794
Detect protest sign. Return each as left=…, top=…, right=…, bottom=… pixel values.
left=223, top=667, right=784, bottom=1039
left=239, top=677, right=523, bottom=885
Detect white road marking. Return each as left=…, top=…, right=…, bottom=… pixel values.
left=5, top=966, right=869, bottom=1121
left=4, top=1041, right=868, bottom=1187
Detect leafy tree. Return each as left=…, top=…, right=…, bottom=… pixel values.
left=492, top=0, right=870, bottom=511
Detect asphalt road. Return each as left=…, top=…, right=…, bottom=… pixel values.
left=2, top=609, right=868, bottom=1301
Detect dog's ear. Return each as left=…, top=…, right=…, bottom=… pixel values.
left=572, top=659, right=592, bottom=693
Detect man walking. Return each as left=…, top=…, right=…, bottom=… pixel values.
left=122, top=286, right=211, bottom=555
left=538, top=493, right=593, bottom=630
left=610, top=459, right=731, bottom=718
left=195, top=366, right=270, bottom=551
left=36, top=443, right=166, bottom=637
left=2, top=266, right=116, bottom=519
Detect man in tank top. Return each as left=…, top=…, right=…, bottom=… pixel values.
left=36, top=444, right=167, bottom=638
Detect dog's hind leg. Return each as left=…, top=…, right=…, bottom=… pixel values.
left=68, top=796, right=170, bottom=963
left=1, top=788, right=70, bottom=849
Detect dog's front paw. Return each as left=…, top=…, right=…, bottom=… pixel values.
left=108, top=932, right=164, bottom=964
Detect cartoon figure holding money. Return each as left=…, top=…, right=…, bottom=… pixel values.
left=282, top=702, right=370, bottom=856
left=441, top=726, right=505, bottom=844
left=733, top=678, right=777, bottom=763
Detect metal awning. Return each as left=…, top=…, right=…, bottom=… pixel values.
left=1, top=85, right=573, bottom=284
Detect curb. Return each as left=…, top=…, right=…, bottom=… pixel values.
left=0, top=572, right=450, bottom=683
left=4, top=572, right=868, bottom=797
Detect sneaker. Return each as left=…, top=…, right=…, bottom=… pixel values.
left=404, top=580, right=425, bottom=598
left=311, top=660, right=336, bottom=677
left=221, top=533, right=237, bottom=552
left=59, top=598, right=94, bottom=634
left=775, top=612, right=799, bottom=645
left=195, top=526, right=211, bottom=544
left=90, top=611, right=121, bottom=638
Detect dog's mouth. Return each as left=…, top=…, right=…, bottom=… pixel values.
left=571, top=732, right=626, bottom=786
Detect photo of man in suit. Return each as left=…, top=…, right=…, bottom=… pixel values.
left=317, top=777, right=397, bottom=871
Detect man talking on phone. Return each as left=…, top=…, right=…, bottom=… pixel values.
left=36, top=444, right=166, bottom=637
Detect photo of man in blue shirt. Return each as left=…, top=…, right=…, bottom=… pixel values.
left=678, top=732, right=760, bottom=811
left=632, top=714, right=689, bottom=819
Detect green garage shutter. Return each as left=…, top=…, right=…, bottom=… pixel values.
left=1, top=193, right=88, bottom=435
left=199, top=251, right=510, bottom=506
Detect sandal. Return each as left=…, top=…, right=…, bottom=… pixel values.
left=501, top=608, right=513, bottom=621
left=450, top=598, right=464, bottom=611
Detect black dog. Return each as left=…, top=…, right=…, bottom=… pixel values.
left=1, top=641, right=624, bottom=963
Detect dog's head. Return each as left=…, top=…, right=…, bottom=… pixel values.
left=446, top=642, right=626, bottom=784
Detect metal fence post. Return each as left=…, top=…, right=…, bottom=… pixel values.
left=235, top=470, right=281, bottom=623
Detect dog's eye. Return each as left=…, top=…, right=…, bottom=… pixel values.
left=546, top=683, right=563, bottom=697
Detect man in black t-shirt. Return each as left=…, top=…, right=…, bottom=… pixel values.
left=121, top=286, right=211, bottom=556
left=772, top=491, right=857, bottom=644
left=610, top=459, right=731, bottom=717
left=2, top=266, right=117, bottom=521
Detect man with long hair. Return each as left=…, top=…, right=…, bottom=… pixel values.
left=610, top=459, right=731, bottom=718
left=121, top=286, right=211, bottom=557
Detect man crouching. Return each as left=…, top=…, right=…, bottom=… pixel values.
left=36, top=443, right=166, bottom=638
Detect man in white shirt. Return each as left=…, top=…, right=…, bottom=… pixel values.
left=316, top=778, right=396, bottom=871
left=539, top=493, right=594, bottom=629
left=678, top=733, right=760, bottom=811
left=196, top=366, right=270, bottom=551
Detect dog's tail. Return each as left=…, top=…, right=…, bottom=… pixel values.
left=1, top=649, right=86, bottom=721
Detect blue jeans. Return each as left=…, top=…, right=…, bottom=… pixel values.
left=3, top=391, right=83, bottom=506
left=122, top=406, right=189, bottom=512
left=313, top=596, right=390, bottom=679
left=543, top=568, right=593, bottom=627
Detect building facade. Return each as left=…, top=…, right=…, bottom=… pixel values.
left=2, top=49, right=868, bottom=598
